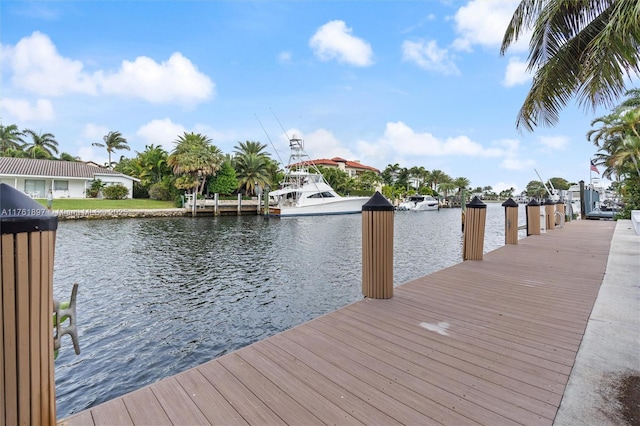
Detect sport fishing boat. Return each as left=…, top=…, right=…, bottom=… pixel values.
left=268, top=136, right=369, bottom=217
left=397, top=195, right=439, bottom=211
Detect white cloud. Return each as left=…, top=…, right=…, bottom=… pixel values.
left=6, top=31, right=97, bottom=96
left=503, top=57, right=531, bottom=87
left=309, top=20, right=373, bottom=67
left=401, top=40, right=459, bottom=75
left=98, top=53, right=215, bottom=105
left=538, top=135, right=569, bottom=152
left=304, top=128, right=356, bottom=160
left=81, top=123, right=110, bottom=141
left=0, top=98, right=54, bottom=121
left=452, top=0, right=527, bottom=52
left=76, top=146, right=107, bottom=165
left=3, top=32, right=215, bottom=105
left=278, top=51, right=292, bottom=64
left=500, top=156, right=536, bottom=170
left=381, top=121, right=501, bottom=157
left=136, top=118, right=187, bottom=151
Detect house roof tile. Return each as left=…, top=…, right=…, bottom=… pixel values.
left=0, top=157, right=136, bottom=180
left=290, top=158, right=380, bottom=173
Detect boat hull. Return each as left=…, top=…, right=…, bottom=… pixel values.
left=410, top=204, right=438, bottom=211
left=269, top=197, right=369, bottom=217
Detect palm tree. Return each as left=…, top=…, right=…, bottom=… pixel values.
left=453, top=177, right=471, bottom=198
left=0, top=124, right=25, bottom=154
left=235, top=153, right=271, bottom=195
left=23, top=129, right=59, bottom=158
left=168, top=132, right=223, bottom=195
left=500, top=0, right=640, bottom=131
left=93, top=131, right=130, bottom=168
left=138, top=144, right=170, bottom=185
left=437, top=181, right=457, bottom=199
left=59, top=152, right=81, bottom=161
left=234, top=140, right=269, bottom=157
left=430, top=170, right=448, bottom=192
left=232, top=140, right=272, bottom=195
left=589, top=90, right=640, bottom=179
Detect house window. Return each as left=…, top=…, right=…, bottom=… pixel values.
left=54, top=180, right=69, bottom=191
left=24, top=180, right=46, bottom=198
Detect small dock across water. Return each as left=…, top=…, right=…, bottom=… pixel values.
left=60, top=220, right=620, bottom=425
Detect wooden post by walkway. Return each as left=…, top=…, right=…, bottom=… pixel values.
left=556, top=200, right=566, bottom=225
left=1, top=183, right=58, bottom=426
left=545, top=199, right=556, bottom=230
left=462, top=196, right=487, bottom=261
left=237, top=193, right=242, bottom=216
left=214, top=193, right=219, bottom=216
left=526, top=199, right=541, bottom=236
left=362, top=192, right=394, bottom=299
left=502, top=197, right=519, bottom=245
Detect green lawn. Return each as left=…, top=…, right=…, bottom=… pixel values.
left=34, top=198, right=176, bottom=210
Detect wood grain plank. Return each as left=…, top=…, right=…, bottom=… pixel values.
left=175, top=369, right=249, bottom=426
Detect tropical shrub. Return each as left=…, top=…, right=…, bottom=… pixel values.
left=148, top=182, right=173, bottom=201
left=86, top=179, right=104, bottom=198
left=617, top=176, right=640, bottom=220
left=208, top=161, right=238, bottom=195
left=102, top=184, right=129, bottom=200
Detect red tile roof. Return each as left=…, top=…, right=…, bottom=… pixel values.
left=290, top=157, right=380, bottom=173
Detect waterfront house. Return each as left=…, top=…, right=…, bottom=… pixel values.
left=305, top=157, right=380, bottom=178
left=0, top=157, right=138, bottom=199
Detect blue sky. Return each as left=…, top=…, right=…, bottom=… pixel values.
left=1, top=0, right=614, bottom=194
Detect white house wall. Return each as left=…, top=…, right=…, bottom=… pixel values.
left=94, top=174, right=134, bottom=198
left=0, top=175, right=134, bottom=198
left=0, top=177, right=87, bottom=198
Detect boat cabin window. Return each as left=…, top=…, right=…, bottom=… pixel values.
left=308, top=192, right=335, bottom=198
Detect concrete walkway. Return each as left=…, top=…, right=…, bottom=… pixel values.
left=554, top=220, right=640, bottom=425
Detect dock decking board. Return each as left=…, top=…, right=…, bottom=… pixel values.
left=59, top=220, right=616, bottom=426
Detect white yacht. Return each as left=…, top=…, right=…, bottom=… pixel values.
left=268, top=137, right=369, bottom=217
left=397, top=195, right=439, bottom=211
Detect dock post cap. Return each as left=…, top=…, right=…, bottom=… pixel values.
left=466, top=195, right=486, bottom=209
left=0, top=183, right=58, bottom=234
left=527, top=199, right=541, bottom=207
left=544, top=198, right=556, bottom=205
left=501, top=198, right=518, bottom=208
left=362, top=191, right=394, bottom=211
left=555, top=200, right=565, bottom=205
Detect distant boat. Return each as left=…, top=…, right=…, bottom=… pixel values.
left=397, top=195, right=439, bottom=211
left=268, top=136, right=369, bottom=217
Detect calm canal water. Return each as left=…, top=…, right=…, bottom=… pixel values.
left=53, top=203, right=526, bottom=418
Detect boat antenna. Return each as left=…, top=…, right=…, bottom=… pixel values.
left=255, top=113, right=285, bottom=167
left=270, top=107, right=291, bottom=141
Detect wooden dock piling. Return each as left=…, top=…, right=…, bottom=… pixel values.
left=1, top=184, right=58, bottom=426
left=361, top=192, right=394, bottom=299
left=462, top=196, right=487, bottom=260
left=545, top=199, right=556, bottom=230
left=502, top=198, right=519, bottom=245
left=526, top=199, right=541, bottom=236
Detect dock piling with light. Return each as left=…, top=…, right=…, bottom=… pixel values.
left=526, top=199, right=541, bottom=236
left=1, top=184, right=58, bottom=426
left=502, top=198, right=519, bottom=245
left=462, top=196, right=487, bottom=260
left=545, top=199, right=556, bottom=230
left=361, top=192, right=394, bottom=299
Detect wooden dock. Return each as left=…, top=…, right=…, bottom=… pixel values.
left=59, top=220, right=616, bottom=425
